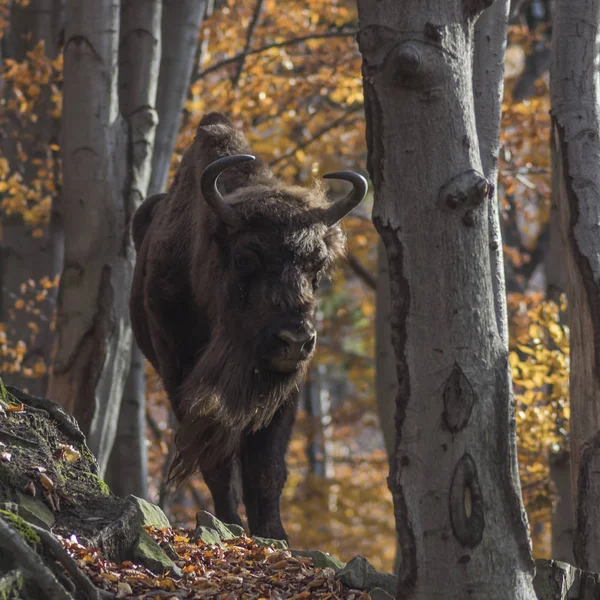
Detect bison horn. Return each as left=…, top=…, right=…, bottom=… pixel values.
left=322, top=171, right=368, bottom=226
left=199, top=154, right=256, bottom=228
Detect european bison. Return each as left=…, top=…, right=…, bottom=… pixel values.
left=130, top=112, right=366, bottom=540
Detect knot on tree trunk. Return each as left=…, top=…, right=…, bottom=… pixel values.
left=438, top=169, right=491, bottom=227
left=449, top=453, right=484, bottom=548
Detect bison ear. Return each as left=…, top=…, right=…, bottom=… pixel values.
left=199, top=155, right=256, bottom=228
left=320, top=172, right=368, bottom=226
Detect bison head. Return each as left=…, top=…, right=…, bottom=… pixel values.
left=199, top=154, right=367, bottom=376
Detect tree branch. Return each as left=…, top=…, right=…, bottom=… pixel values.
left=231, top=0, right=265, bottom=88
left=268, top=107, right=362, bottom=168
left=346, top=253, right=376, bottom=290
left=197, top=29, right=357, bottom=81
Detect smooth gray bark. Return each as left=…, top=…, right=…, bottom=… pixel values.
left=48, top=0, right=161, bottom=477
left=549, top=0, right=600, bottom=571
left=107, top=342, right=149, bottom=499
left=148, top=0, right=207, bottom=196
left=357, top=1, right=536, bottom=597
left=0, top=0, right=64, bottom=396
left=109, top=0, right=208, bottom=497
left=104, top=0, right=163, bottom=496
left=473, top=0, right=510, bottom=349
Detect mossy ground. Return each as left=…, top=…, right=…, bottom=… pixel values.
left=0, top=385, right=123, bottom=542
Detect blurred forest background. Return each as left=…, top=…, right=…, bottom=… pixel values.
left=0, top=0, right=563, bottom=573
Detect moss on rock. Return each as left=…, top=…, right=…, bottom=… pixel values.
left=0, top=510, right=40, bottom=549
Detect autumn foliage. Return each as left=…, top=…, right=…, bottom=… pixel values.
left=0, top=0, right=565, bottom=571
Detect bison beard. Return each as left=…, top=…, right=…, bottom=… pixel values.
left=169, top=326, right=309, bottom=485
left=130, top=111, right=366, bottom=540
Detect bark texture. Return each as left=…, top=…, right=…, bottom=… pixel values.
left=0, top=0, right=65, bottom=396
left=148, top=0, right=207, bottom=196
left=108, top=0, right=207, bottom=497
left=375, top=240, right=396, bottom=462
left=48, top=0, right=161, bottom=476
left=473, top=0, right=510, bottom=348
left=356, top=1, right=536, bottom=597
left=549, top=0, right=600, bottom=572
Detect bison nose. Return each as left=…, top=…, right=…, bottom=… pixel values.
left=276, top=327, right=316, bottom=360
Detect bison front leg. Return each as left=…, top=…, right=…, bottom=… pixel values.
left=201, top=457, right=243, bottom=528
left=240, top=396, right=298, bottom=541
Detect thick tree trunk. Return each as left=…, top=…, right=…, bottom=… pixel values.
left=357, top=1, right=536, bottom=597
left=550, top=0, right=600, bottom=571
left=0, top=0, right=64, bottom=396
left=48, top=0, right=161, bottom=477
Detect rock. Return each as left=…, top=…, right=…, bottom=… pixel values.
left=133, top=529, right=182, bottom=578
left=94, top=495, right=173, bottom=564
left=225, top=523, right=246, bottom=537
left=0, top=569, right=29, bottom=599
left=337, top=556, right=396, bottom=596
left=16, top=493, right=55, bottom=530
left=129, top=495, right=171, bottom=530
left=193, top=526, right=225, bottom=547
left=369, top=587, right=395, bottom=600
left=533, top=558, right=600, bottom=600
left=195, top=510, right=236, bottom=540
left=253, top=536, right=289, bottom=550
left=292, top=549, right=346, bottom=571
left=117, top=581, right=133, bottom=598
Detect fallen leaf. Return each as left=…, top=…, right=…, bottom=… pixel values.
left=56, top=443, right=81, bottom=462
left=0, top=452, right=11, bottom=462
left=7, top=403, right=24, bottom=412
left=40, top=472, right=54, bottom=490
left=24, top=481, right=36, bottom=496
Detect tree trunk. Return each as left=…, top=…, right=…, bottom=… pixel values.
left=550, top=0, right=600, bottom=571
left=47, top=0, right=161, bottom=477
left=107, top=0, right=208, bottom=498
left=357, top=1, right=536, bottom=597
left=375, top=240, right=396, bottom=462
left=473, top=0, right=510, bottom=349
left=148, top=0, right=208, bottom=196
left=107, top=342, right=149, bottom=499
left=549, top=450, right=574, bottom=563
left=545, top=151, right=574, bottom=564
left=0, top=0, right=65, bottom=397
left=375, top=240, right=402, bottom=575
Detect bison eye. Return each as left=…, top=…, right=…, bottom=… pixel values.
left=234, top=251, right=260, bottom=276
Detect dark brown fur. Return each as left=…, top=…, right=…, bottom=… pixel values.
left=130, top=112, right=346, bottom=538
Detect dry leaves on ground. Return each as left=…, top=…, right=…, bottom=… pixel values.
left=61, top=526, right=370, bottom=600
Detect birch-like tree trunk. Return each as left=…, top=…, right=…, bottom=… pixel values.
left=47, top=0, right=161, bottom=477
left=550, top=0, right=600, bottom=571
left=107, top=0, right=208, bottom=497
left=0, top=0, right=64, bottom=396
left=357, top=1, right=536, bottom=597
